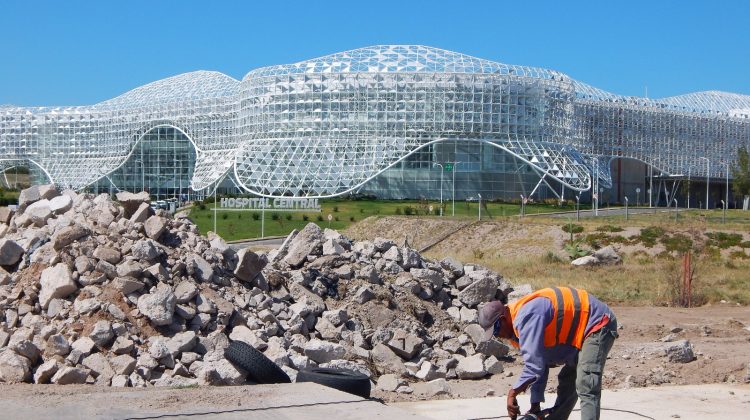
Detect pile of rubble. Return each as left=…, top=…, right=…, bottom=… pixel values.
left=0, top=185, right=521, bottom=391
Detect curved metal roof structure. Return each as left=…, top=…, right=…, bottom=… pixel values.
left=1, top=45, right=748, bottom=197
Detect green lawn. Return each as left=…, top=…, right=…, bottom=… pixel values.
left=188, top=198, right=574, bottom=241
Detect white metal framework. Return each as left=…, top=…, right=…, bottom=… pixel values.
left=1, top=45, right=748, bottom=198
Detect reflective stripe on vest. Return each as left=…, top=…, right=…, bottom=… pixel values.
left=508, top=287, right=591, bottom=349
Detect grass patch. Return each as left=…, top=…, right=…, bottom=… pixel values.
left=705, top=231, right=744, bottom=249
left=639, top=226, right=665, bottom=247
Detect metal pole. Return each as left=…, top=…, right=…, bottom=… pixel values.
left=699, top=157, right=709, bottom=210
left=674, top=198, right=678, bottom=222
left=649, top=163, right=653, bottom=208
left=213, top=183, right=217, bottom=234
left=625, top=196, right=629, bottom=221
left=520, top=194, right=525, bottom=217
left=261, top=200, right=265, bottom=238
left=452, top=163, right=456, bottom=217
left=478, top=193, right=482, bottom=221
left=433, top=163, right=443, bottom=216
left=575, top=195, right=580, bottom=221
left=687, top=168, right=691, bottom=210
left=724, top=162, right=729, bottom=213
left=721, top=200, right=726, bottom=223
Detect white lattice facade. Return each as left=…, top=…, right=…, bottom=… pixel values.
left=1, top=45, right=748, bottom=199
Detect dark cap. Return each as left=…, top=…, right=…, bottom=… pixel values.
left=478, top=301, right=506, bottom=341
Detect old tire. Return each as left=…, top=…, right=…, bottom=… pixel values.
left=224, top=340, right=291, bottom=384
left=296, top=367, right=371, bottom=398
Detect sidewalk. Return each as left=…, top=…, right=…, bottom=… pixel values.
left=393, top=384, right=750, bottom=420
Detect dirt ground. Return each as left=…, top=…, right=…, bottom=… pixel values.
left=372, top=305, right=750, bottom=402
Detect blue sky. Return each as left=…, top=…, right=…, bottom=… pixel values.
left=1, top=0, right=748, bottom=106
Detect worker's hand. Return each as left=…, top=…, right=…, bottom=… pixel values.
left=507, top=388, right=520, bottom=419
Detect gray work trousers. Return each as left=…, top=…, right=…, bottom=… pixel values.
left=546, top=316, right=618, bottom=420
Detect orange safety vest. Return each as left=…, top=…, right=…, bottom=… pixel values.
left=508, top=287, right=591, bottom=349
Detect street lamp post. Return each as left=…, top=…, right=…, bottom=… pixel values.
left=477, top=193, right=482, bottom=221
left=723, top=162, right=729, bottom=213
left=687, top=167, right=691, bottom=210
left=575, top=195, right=580, bottom=221
left=449, top=161, right=461, bottom=217
left=699, top=157, right=710, bottom=210
left=624, top=196, right=629, bottom=221
left=433, top=163, right=444, bottom=216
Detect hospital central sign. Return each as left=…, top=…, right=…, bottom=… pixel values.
left=219, top=197, right=321, bottom=212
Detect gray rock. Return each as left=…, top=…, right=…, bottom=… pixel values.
left=458, top=275, right=500, bottom=308
left=33, top=359, right=59, bottom=384
left=0, top=239, right=24, bottom=266
left=73, top=255, right=94, bottom=275
left=592, top=246, right=622, bottom=265
left=304, top=339, right=345, bottom=364
left=111, top=277, right=144, bottom=294
left=233, top=248, right=267, bottom=282
left=283, top=223, right=323, bottom=268
left=51, top=224, right=89, bottom=250
left=93, top=247, right=121, bottom=265
left=144, top=216, right=168, bottom=240
left=415, top=361, right=441, bottom=381
left=71, top=337, right=96, bottom=356
left=322, top=309, right=348, bottom=327
left=371, top=343, right=406, bottom=375
left=229, top=326, right=268, bottom=351
left=189, top=254, right=214, bottom=282
left=386, top=329, right=424, bottom=360
left=354, top=286, right=375, bottom=304
left=425, top=378, right=452, bottom=397
left=476, top=339, right=510, bottom=359
left=137, top=284, right=176, bottom=326
left=663, top=340, right=696, bottom=363
left=322, top=238, right=344, bottom=256
left=459, top=306, right=478, bottom=323
left=12, top=340, right=40, bottom=363
left=46, top=334, right=71, bottom=356
left=376, top=373, right=403, bottom=392
left=382, top=246, right=401, bottom=262
left=116, top=259, right=143, bottom=278
left=18, top=185, right=41, bottom=207
left=0, top=350, right=31, bottom=383
left=174, top=281, right=199, bottom=303
left=82, top=353, right=115, bottom=384
left=456, top=354, right=487, bottom=379
left=130, top=202, right=154, bottom=224
left=400, top=247, right=421, bottom=269
left=130, top=239, right=160, bottom=260
left=571, top=255, right=599, bottom=266
left=166, top=331, right=198, bottom=355
left=39, top=263, right=77, bottom=309
left=89, top=320, right=114, bottom=348
left=507, top=284, right=533, bottom=302
left=112, top=336, right=135, bottom=355
left=49, top=195, right=73, bottom=214
left=440, top=257, right=464, bottom=279
left=116, top=191, right=150, bottom=218
left=111, top=374, right=130, bottom=387
left=110, top=354, right=136, bottom=376
left=0, top=207, right=14, bottom=224
left=411, top=268, right=444, bottom=290
left=484, top=355, right=504, bottom=375
left=357, top=265, right=382, bottom=285
left=51, top=366, right=90, bottom=384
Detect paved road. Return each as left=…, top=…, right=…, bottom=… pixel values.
left=395, top=384, right=750, bottom=420
left=0, top=382, right=426, bottom=420
left=228, top=237, right=285, bottom=250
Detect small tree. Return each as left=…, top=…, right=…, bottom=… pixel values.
left=731, top=146, right=750, bottom=198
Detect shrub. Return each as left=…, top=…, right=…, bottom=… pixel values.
left=661, top=233, right=693, bottom=254
left=729, top=250, right=750, bottom=260
left=639, top=226, right=665, bottom=247
left=705, top=232, right=743, bottom=249
left=349, top=216, right=355, bottom=222
left=596, top=224, right=624, bottom=233
left=285, top=214, right=292, bottom=221
left=198, top=203, right=206, bottom=211
left=333, top=206, right=339, bottom=213
left=395, top=207, right=402, bottom=215
left=403, top=206, right=415, bottom=216
left=334, top=216, right=339, bottom=222
left=360, top=208, right=365, bottom=213
left=564, top=241, right=590, bottom=260
left=271, top=213, right=280, bottom=221
left=302, top=214, right=309, bottom=221
left=542, top=251, right=563, bottom=264
left=561, top=223, right=584, bottom=234
left=221, top=213, right=228, bottom=220
left=238, top=213, right=242, bottom=219
left=317, top=215, right=324, bottom=222
left=251, top=213, right=260, bottom=220
left=472, top=249, right=485, bottom=260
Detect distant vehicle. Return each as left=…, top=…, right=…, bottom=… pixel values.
left=155, top=200, right=167, bottom=209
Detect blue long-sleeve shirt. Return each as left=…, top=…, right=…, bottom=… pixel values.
left=512, top=294, right=612, bottom=403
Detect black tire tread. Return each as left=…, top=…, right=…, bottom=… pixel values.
left=224, top=341, right=291, bottom=384
left=296, top=367, right=371, bottom=398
